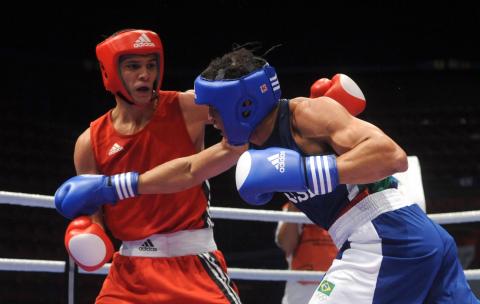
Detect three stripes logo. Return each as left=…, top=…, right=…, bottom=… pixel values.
left=306, top=155, right=335, bottom=195
left=267, top=151, right=286, bottom=173
left=108, top=143, right=124, bottom=156
left=112, top=172, right=137, bottom=200
left=134, top=33, right=155, bottom=48
left=269, top=73, right=280, bottom=93
left=138, top=239, right=157, bottom=252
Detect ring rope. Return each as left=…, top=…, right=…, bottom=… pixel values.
left=1, top=190, right=480, bottom=225
left=0, top=258, right=324, bottom=281
left=2, top=258, right=480, bottom=281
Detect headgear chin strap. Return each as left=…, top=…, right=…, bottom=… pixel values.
left=194, top=65, right=281, bottom=146
left=96, top=29, right=164, bottom=104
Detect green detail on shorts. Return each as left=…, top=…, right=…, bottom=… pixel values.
left=318, top=279, right=335, bottom=296
left=360, top=175, right=399, bottom=194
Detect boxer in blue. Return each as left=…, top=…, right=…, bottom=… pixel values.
left=194, top=48, right=479, bottom=303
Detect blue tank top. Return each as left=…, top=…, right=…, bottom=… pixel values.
left=253, top=99, right=397, bottom=230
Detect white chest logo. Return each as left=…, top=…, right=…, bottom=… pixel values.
left=108, top=143, right=124, bottom=156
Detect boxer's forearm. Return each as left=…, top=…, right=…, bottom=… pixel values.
left=138, top=141, right=246, bottom=194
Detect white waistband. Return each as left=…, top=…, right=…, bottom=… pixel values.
left=119, top=228, right=217, bottom=257
left=328, top=189, right=412, bottom=248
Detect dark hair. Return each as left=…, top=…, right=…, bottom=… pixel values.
left=201, top=48, right=267, bottom=80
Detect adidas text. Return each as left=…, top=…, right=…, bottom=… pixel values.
left=139, top=246, right=157, bottom=251
left=134, top=42, right=155, bottom=48
left=139, top=239, right=158, bottom=251
left=278, top=151, right=286, bottom=173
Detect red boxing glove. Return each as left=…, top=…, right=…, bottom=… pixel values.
left=310, top=74, right=366, bottom=116
left=65, top=216, right=114, bottom=272
left=309, top=78, right=332, bottom=98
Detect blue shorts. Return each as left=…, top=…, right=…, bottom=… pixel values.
left=309, top=204, right=479, bottom=303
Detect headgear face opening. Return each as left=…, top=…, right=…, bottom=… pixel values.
left=96, top=29, right=164, bottom=103
left=194, top=65, right=281, bottom=146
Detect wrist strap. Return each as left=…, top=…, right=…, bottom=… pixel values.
left=304, top=155, right=339, bottom=195
left=111, top=172, right=139, bottom=200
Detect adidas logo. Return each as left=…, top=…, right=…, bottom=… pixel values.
left=139, top=239, right=157, bottom=252
left=108, top=143, right=124, bottom=156
left=134, top=33, right=155, bottom=48
left=269, top=74, right=280, bottom=92
left=267, top=151, right=286, bottom=173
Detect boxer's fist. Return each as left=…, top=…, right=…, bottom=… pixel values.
left=65, top=216, right=114, bottom=272
left=55, top=172, right=139, bottom=219
left=310, top=74, right=366, bottom=116
left=309, top=78, right=332, bottom=98
left=235, top=148, right=339, bottom=205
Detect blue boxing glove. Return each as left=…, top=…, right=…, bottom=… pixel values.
left=235, top=147, right=339, bottom=205
left=55, top=172, right=139, bottom=219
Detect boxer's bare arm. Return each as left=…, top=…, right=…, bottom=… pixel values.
left=138, top=140, right=247, bottom=194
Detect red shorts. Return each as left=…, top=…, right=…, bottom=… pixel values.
left=96, top=250, right=241, bottom=303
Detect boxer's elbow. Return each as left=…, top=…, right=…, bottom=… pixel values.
left=393, top=148, right=408, bottom=173
left=382, top=137, right=408, bottom=174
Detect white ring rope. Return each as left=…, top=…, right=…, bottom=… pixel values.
left=0, top=258, right=325, bottom=281
left=3, top=258, right=480, bottom=281
left=80, top=264, right=328, bottom=282
left=2, top=190, right=480, bottom=224
left=2, top=190, right=480, bottom=282
left=0, top=191, right=54, bottom=209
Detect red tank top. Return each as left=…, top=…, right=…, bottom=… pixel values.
left=90, top=91, right=210, bottom=241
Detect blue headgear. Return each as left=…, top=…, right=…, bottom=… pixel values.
left=194, top=64, right=281, bottom=146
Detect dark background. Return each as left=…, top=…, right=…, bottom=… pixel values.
left=1, top=1, right=480, bottom=303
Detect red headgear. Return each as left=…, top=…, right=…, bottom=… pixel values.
left=96, top=29, right=164, bottom=103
